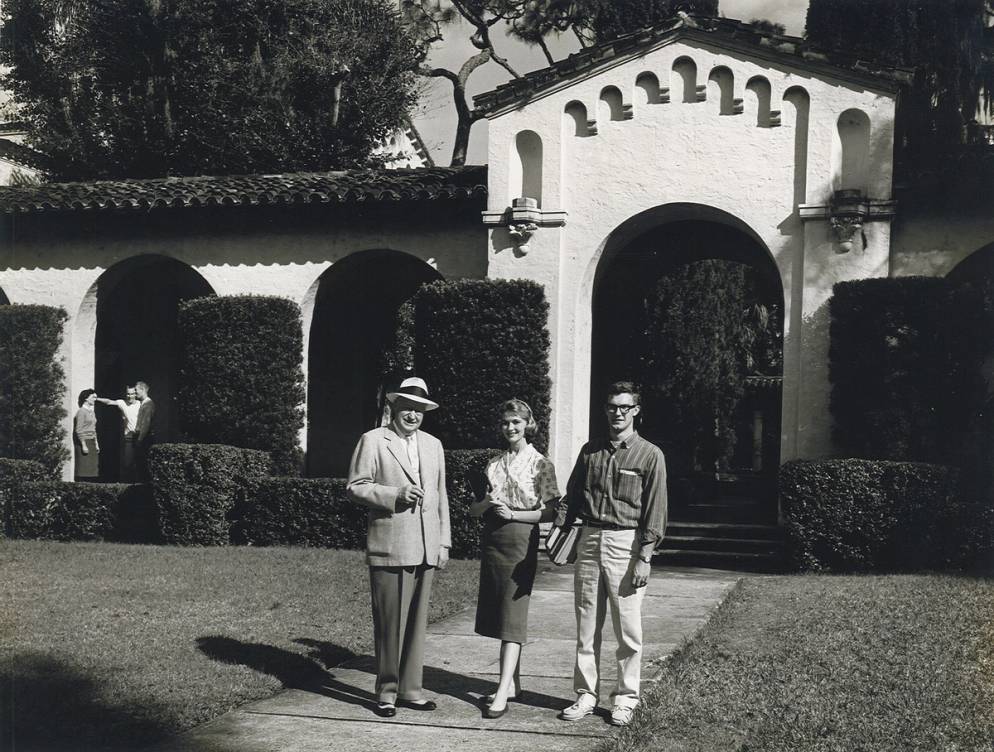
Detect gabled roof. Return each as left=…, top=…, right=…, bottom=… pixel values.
left=0, top=166, right=488, bottom=214
left=475, top=15, right=913, bottom=114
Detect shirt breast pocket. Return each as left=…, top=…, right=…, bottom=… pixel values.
left=614, top=468, right=643, bottom=506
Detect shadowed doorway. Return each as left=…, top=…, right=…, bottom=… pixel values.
left=93, top=255, right=214, bottom=481
left=592, top=218, right=783, bottom=523
left=307, top=250, right=441, bottom=477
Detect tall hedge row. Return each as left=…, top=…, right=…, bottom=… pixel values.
left=829, top=277, right=983, bottom=463
left=781, top=459, right=993, bottom=572
left=177, top=296, right=305, bottom=475
left=0, top=305, right=69, bottom=474
left=149, top=443, right=270, bottom=545
left=389, top=280, right=552, bottom=451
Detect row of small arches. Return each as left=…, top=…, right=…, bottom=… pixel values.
left=511, top=103, right=871, bottom=206
left=563, top=59, right=818, bottom=134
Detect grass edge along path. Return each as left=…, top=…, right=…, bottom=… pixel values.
left=0, top=540, right=481, bottom=751
left=604, top=573, right=994, bottom=752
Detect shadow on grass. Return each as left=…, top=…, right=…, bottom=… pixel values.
left=197, top=636, right=574, bottom=718
left=1, top=651, right=176, bottom=751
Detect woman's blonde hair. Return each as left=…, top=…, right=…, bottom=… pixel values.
left=498, top=398, right=538, bottom=439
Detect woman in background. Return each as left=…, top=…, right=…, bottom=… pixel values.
left=469, top=398, right=559, bottom=719
left=74, top=389, right=100, bottom=481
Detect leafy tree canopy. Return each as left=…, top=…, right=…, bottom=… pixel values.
left=1, top=0, right=423, bottom=180
left=641, top=259, right=780, bottom=475
left=805, top=0, right=994, bottom=165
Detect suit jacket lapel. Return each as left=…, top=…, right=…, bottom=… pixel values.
left=385, top=430, right=418, bottom=484
left=417, top=438, right=433, bottom=490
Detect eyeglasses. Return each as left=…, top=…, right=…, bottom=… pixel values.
left=605, top=404, right=637, bottom=415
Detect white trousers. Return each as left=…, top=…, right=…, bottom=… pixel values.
left=572, top=526, right=646, bottom=708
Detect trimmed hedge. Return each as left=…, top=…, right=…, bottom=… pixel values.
left=233, top=477, right=364, bottom=549
left=150, top=443, right=270, bottom=545
left=0, top=458, right=48, bottom=537
left=829, top=278, right=982, bottom=463
left=8, top=482, right=117, bottom=541
left=390, top=280, right=552, bottom=451
left=781, top=459, right=993, bottom=572
left=233, top=448, right=500, bottom=557
left=177, top=296, right=305, bottom=475
left=0, top=305, right=69, bottom=474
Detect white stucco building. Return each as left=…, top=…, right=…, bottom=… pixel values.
left=1, top=17, right=992, bottom=529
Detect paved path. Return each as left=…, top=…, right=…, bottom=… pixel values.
left=153, top=562, right=741, bottom=752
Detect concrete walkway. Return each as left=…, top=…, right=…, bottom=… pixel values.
left=154, top=562, right=741, bottom=752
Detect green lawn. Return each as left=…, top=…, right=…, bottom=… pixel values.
left=609, top=573, right=994, bottom=752
left=0, top=540, right=480, bottom=751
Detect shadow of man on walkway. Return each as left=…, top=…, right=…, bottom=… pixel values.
left=197, top=635, right=573, bottom=717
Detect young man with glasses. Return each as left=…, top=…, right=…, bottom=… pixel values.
left=557, top=380, right=667, bottom=726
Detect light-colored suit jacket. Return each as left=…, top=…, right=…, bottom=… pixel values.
left=346, top=426, right=451, bottom=567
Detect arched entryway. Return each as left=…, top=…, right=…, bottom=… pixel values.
left=307, top=250, right=441, bottom=477
left=89, top=255, right=214, bottom=480
left=592, top=212, right=783, bottom=524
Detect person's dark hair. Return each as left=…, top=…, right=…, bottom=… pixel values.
left=77, top=388, right=96, bottom=407
left=498, top=398, right=538, bottom=439
left=135, top=380, right=149, bottom=392
left=605, top=381, right=640, bottom=406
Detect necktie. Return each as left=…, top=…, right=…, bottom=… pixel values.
left=406, top=434, right=420, bottom=480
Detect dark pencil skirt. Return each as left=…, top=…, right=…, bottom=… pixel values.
left=474, top=516, right=539, bottom=644
left=74, top=438, right=99, bottom=479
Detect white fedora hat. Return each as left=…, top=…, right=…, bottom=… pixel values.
left=386, top=377, right=439, bottom=411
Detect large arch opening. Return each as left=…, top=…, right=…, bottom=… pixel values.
left=92, top=255, right=214, bottom=481
left=592, top=214, right=783, bottom=523
left=307, top=250, right=441, bottom=478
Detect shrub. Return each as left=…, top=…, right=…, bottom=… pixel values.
left=445, top=448, right=502, bottom=559
left=829, top=278, right=982, bottom=463
left=781, top=459, right=993, bottom=572
left=0, top=305, right=69, bottom=473
left=0, top=458, right=48, bottom=537
left=150, top=443, right=270, bottom=545
left=177, top=296, right=305, bottom=475
left=233, top=477, right=365, bottom=549
left=110, top=483, right=160, bottom=543
left=7, top=481, right=116, bottom=541
left=390, top=280, right=551, bottom=451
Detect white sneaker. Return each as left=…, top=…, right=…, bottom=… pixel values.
left=560, top=693, right=597, bottom=721
left=610, top=704, right=635, bottom=726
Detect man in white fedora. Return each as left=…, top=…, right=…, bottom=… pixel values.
left=347, top=376, right=451, bottom=718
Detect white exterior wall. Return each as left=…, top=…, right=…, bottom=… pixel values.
left=0, top=218, right=485, bottom=478
left=485, top=39, right=899, bottom=478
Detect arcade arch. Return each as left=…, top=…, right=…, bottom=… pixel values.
left=85, top=255, right=214, bottom=480
left=591, top=208, right=783, bottom=523
left=306, top=249, right=441, bottom=477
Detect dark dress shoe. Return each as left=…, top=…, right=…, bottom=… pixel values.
left=483, top=703, right=509, bottom=719
left=398, top=699, right=437, bottom=711
left=374, top=703, right=397, bottom=718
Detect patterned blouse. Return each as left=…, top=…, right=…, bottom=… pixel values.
left=484, top=443, right=560, bottom=511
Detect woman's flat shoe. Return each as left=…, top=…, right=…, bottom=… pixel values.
left=483, top=703, right=509, bottom=719
left=484, top=691, right=523, bottom=704
left=398, top=699, right=437, bottom=711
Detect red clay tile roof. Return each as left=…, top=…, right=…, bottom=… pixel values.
left=0, top=166, right=488, bottom=214
left=475, top=15, right=913, bottom=114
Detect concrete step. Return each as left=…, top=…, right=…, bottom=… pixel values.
left=654, top=547, right=786, bottom=573
left=666, top=521, right=783, bottom=540
left=663, top=534, right=784, bottom=555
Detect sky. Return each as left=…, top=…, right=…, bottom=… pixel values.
left=412, top=0, right=810, bottom=165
